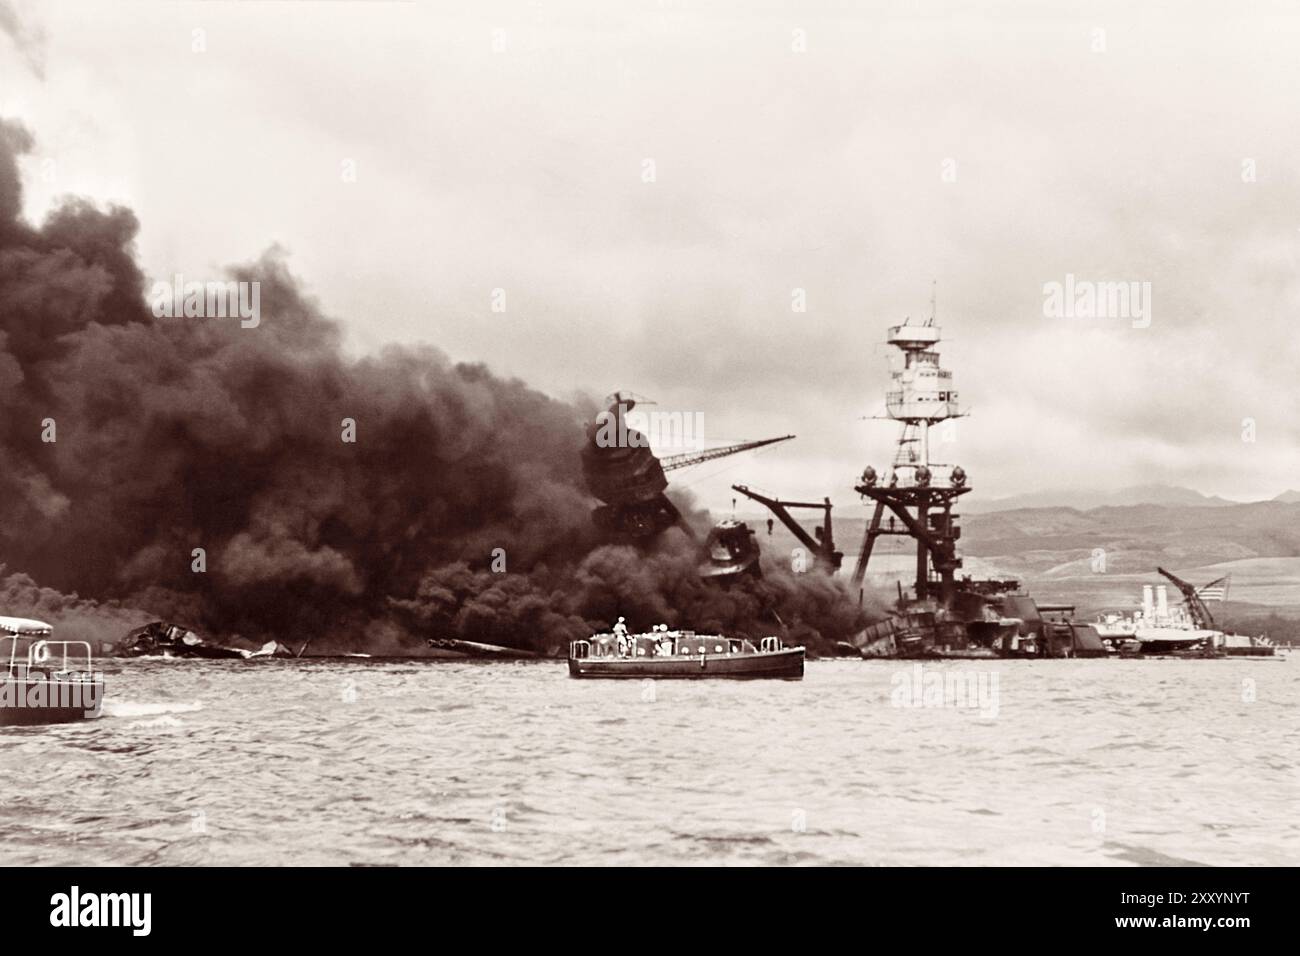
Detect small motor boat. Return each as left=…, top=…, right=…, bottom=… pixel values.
left=568, top=630, right=804, bottom=680
left=1, top=617, right=104, bottom=726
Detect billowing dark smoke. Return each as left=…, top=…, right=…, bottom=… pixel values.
left=0, top=119, right=879, bottom=654
left=0, top=565, right=150, bottom=648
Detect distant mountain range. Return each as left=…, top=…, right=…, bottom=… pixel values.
left=960, top=484, right=1297, bottom=514
left=956, top=498, right=1300, bottom=619
left=957, top=498, right=1300, bottom=573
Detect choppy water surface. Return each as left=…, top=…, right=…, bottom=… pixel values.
left=1, top=657, right=1296, bottom=865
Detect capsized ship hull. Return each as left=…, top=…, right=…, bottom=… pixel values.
left=851, top=587, right=1110, bottom=659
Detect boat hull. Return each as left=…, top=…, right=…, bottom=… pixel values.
left=0, top=677, right=103, bottom=726
left=1222, top=645, right=1276, bottom=657
left=569, top=647, right=804, bottom=679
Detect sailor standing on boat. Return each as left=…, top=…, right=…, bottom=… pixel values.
left=613, top=617, right=629, bottom=657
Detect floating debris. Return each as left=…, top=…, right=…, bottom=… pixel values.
left=424, top=638, right=538, bottom=660
left=117, top=622, right=290, bottom=660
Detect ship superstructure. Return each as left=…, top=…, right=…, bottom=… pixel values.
left=850, top=318, right=969, bottom=604
left=581, top=392, right=793, bottom=541
left=1095, top=572, right=1274, bottom=656
left=841, top=309, right=1103, bottom=658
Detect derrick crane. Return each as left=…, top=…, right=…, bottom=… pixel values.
left=731, top=484, right=843, bottom=573
left=1156, top=567, right=1229, bottom=630
left=581, top=393, right=794, bottom=541
left=661, top=435, right=794, bottom=472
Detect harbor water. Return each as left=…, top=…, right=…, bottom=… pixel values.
left=1, top=657, right=1296, bottom=866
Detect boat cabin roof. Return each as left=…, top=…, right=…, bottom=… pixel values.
left=592, top=630, right=708, bottom=642
left=0, top=616, right=53, bottom=636
left=585, top=632, right=756, bottom=654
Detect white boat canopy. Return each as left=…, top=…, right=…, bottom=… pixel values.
left=0, top=616, right=54, bottom=636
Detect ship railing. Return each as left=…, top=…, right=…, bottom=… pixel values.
left=760, top=636, right=783, bottom=653
left=2, top=636, right=98, bottom=679
left=570, top=640, right=591, bottom=660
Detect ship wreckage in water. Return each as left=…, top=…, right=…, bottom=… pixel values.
left=837, top=318, right=1099, bottom=659
left=115, top=622, right=543, bottom=661
left=725, top=314, right=1274, bottom=659
left=117, top=622, right=291, bottom=659
left=116, top=398, right=803, bottom=661
left=110, top=312, right=1271, bottom=663
left=715, top=315, right=1106, bottom=660
left=621, top=310, right=1121, bottom=661
left=580, top=390, right=792, bottom=578
left=574, top=330, right=1104, bottom=659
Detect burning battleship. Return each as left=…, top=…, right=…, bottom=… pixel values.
left=839, top=317, right=1096, bottom=657
left=580, top=392, right=792, bottom=579
left=729, top=311, right=1107, bottom=659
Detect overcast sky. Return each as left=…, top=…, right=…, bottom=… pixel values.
left=3, top=0, right=1297, bottom=512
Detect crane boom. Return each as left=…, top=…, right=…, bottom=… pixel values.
left=1156, top=566, right=1219, bottom=630
left=731, top=484, right=843, bottom=572
left=660, top=435, right=794, bottom=472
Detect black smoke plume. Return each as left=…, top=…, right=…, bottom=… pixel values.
left=0, top=119, right=879, bottom=655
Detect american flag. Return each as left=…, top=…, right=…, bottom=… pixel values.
left=1197, top=577, right=1230, bottom=602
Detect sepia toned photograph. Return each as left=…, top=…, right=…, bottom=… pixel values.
left=0, top=0, right=1293, bottom=926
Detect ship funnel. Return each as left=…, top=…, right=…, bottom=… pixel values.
left=1142, top=584, right=1154, bottom=619
left=1156, top=584, right=1169, bottom=619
